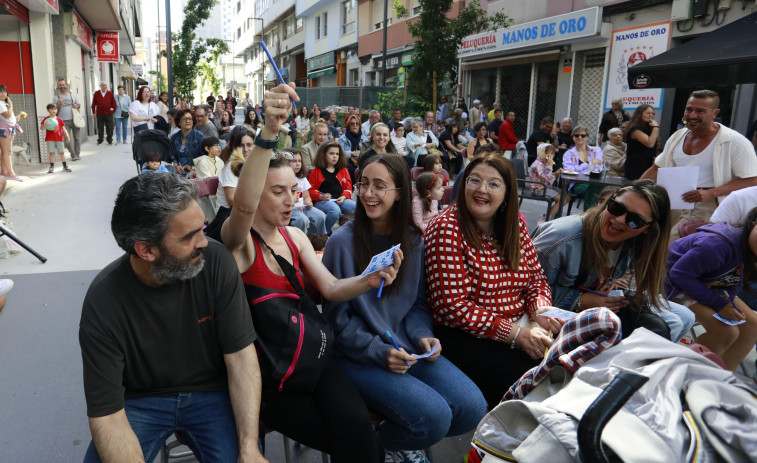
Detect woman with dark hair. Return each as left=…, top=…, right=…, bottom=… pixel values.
left=323, top=154, right=485, bottom=462
left=307, top=141, right=356, bottom=231
left=438, top=122, right=465, bottom=175
left=624, top=104, right=659, bottom=180
left=466, top=122, right=494, bottom=161
left=358, top=122, right=397, bottom=170
left=338, top=114, right=364, bottom=180
left=170, top=108, right=205, bottom=175
left=129, top=86, right=159, bottom=134
left=295, top=106, right=310, bottom=145
left=243, top=107, right=261, bottom=135
left=218, top=110, right=235, bottom=140
left=533, top=180, right=695, bottom=344
left=666, top=207, right=757, bottom=371
left=424, top=153, right=560, bottom=408
left=157, top=91, right=170, bottom=119
left=310, top=106, right=322, bottom=127
left=220, top=83, right=397, bottom=463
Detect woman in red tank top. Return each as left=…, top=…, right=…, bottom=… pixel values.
left=219, top=83, right=401, bottom=463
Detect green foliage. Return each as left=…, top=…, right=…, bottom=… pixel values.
left=374, top=88, right=434, bottom=119
left=171, top=0, right=230, bottom=96
left=197, top=61, right=222, bottom=97
left=147, top=70, right=168, bottom=93
left=395, top=0, right=511, bottom=101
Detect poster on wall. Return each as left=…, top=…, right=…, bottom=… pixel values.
left=97, top=31, right=120, bottom=63
left=603, top=21, right=671, bottom=110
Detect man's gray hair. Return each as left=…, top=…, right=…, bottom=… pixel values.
left=561, top=117, right=572, bottom=124
left=194, top=104, right=211, bottom=113
left=112, top=175, right=199, bottom=255
left=611, top=97, right=624, bottom=106
left=369, top=109, right=380, bottom=116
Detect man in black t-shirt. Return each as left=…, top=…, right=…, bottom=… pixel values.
left=487, top=108, right=503, bottom=145
left=525, top=116, right=557, bottom=164
left=79, top=174, right=267, bottom=463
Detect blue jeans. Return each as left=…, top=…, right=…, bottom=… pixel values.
left=657, top=299, right=697, bottom=343
left=290, top=206, right=327, bottom=234
left=115, top=117, right=129, bottom=142
left=314, top=198, right=356, bottom=232
left=83, top=391, right=238, bottom=463
left=336, top=355, right=486, bottom=451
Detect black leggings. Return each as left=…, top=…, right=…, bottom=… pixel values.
left=260, top=359, right=383, bottom=463
left=435, top=325, right=537, bottom=410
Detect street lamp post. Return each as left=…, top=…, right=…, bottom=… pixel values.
left=251, top=17, right=264, bottom=103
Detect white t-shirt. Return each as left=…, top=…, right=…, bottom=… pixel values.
left=0, top=101, right=16, bottom=124
left=392, top=136, right=408, bottom=155
left=672, top=131, right=718, bottom=188
left=215, top=162, right=238, bottom=210
left=128, top=101, right=159, bottom=129
left=295, top=176, right=312, bottom=209
left=709, top=185, right=757, bottom=225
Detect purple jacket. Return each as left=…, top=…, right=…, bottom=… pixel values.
left=665, top=223, right=742, bottom=312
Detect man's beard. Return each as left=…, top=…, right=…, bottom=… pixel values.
left=150, top=244, right=205, bottom=283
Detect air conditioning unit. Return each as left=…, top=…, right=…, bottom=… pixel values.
left=671, top=0, right=692, bottom=21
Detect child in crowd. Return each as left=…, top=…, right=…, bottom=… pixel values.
left=285, top=148, right=328, bottom=235
left=412, top=171, right=444, bottom=232
left=391, top=124, right=407, bottom=155
left=307, top=141, right=356, bottom=232
left=194, top=137, right=224, bottom=179
left=529, top=144, right=564, bottom=218
left=40, top=104, right=71, bottom=173
left=141, top=152, right=170, bottom=174
left=423, top=153, right=448, bottom=185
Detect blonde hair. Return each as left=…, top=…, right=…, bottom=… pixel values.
left=229, top=147, right=246, bottom=177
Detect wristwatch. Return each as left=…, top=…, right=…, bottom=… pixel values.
left=254, top=135, right=279, bottom=149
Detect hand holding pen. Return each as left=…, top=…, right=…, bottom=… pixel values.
left=386, top=330, right=415, bottom=373
left=718, top=291, right=746, bottom=323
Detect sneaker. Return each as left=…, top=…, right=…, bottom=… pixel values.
left=385, top=449, right=430, bottom=463
left=0, top=279, right=13, bottom=297
left=48, top=166, right=54, bottom=173
left=97, top=141, right=103, bottom=145
left=63, top=166, right=72, bottom=173
left=3, top=175, right=23, bottom=182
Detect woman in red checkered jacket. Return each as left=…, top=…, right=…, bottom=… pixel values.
left=424, top=152, right=562, bottom=409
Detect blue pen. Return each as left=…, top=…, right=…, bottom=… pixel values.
left=724, top=291, right=742, bottom=315
left=386, top=330, right=411, bottom=367
left=259, top=41, right=298, bottom=110
left=377, top=279, right=385, bottom=298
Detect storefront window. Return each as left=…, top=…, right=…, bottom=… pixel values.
left=531, top=61, right=558, bottom=133
left=497, top=64, right=532, bottom=140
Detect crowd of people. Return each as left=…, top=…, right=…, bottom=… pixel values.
left=71, top=82, right=757, bottom=463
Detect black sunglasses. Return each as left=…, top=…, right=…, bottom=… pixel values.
left=606, top=198, right=653, bottom=229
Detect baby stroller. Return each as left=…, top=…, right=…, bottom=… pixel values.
left=471, top=308, right=757, bottom=463
left=132, top=129, right=176, bottom=174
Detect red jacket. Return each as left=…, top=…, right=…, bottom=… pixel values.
left=498, top=119, right=518, bottom=150
left=307, top=167, right=352, bottom=201
left=91, top=90, right=116, bottom=116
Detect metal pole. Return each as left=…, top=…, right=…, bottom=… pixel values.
left=381, top=0, right=388, bottom=86
left=166, top=0, right=174, bottom=109
left=157, top=4, right=161, bottom=91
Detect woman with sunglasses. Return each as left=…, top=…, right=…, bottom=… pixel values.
left=563, top=125, right=604, bottom=210
left=323, top=154, right=486, bottom=463
left=338, top=114, right=365, bottom=180
left=624, top=104, right=659, bottom=180
left=532, top=180, right=695, bottom=342
left=170, top=108, right=205, bottom=176
left=424, top=153, right=561, bottom=409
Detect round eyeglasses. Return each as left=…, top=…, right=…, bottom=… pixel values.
left=465, top=177, right=504, bottom=192
left=355, top=182, right=400, bottom=199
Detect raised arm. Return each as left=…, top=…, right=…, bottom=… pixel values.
left=221, top=84, right=299, bottom=251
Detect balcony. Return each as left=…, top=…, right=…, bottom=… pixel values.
left=74, top=0, right=121, bottom=30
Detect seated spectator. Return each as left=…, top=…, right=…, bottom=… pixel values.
left=295, top=106, right=311, bottom=145
left=323, top=154, right=486, bottom=462
left=284, top=148, right=327, bottom=235
left=391, top=124, right=408, bottom=155
left=466, top=122, right=494, bottom=162
left=220, top=84, right=395, bottom=462
left=424, top=153, right=561, bottom=408
left=529, top=144, right=566, bottom=218
left=326, top=111, right=341, bottom=140
left=412, top=171, right=444, bottom=232
left=450, top=143, right=500, bottom=201
left=563, top=125, right=604, bottom=210
left=308, top=141, right=357, bottom=232
left=243, top=107, right=261, bottom=136
left=437, top=122, right=465, bottom=175
left=212, top=100, right=224, bottom=123
left=406, top=118, right=439, bottom=168
left=218, top=110, right=235, bottom=140
left=338, top=114, right=366, bottom=181
left=602, top=127, right=626, bottom=177
left=423, top=153, right=448, bottom=185
left=140, top=151, right=170, bottom=174
left=666, top=208, right=757, bottom=371
left=532, top=180, right=695, bottom=343
left=555, top=117, right=574, bottom=171
left=170, top=108, right=205, bottom=176
left=194, top=136, right=224, bottom=179
left=165, top=108, right=179, bottom=137
left=359, top=122, right=397, bottom=171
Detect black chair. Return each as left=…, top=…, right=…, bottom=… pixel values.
left=512, top=153, right=555, bottom=220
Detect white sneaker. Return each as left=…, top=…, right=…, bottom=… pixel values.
left=0, top=279, right=14, bottom=297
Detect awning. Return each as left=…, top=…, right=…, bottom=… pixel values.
left=307, top=67, right=335, bottom=79
left=120, top=63, right=137, bottom=80
left=628, top=12, right=757, bottom=89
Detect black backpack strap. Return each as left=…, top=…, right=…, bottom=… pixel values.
left=250, top=228, right=307, bottom=298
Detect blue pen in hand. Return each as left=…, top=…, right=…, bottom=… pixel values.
left=724, top=291, right=743, bottom=315
left=386, top=330, right=411, bottom=367
left=259, top=41, right=298, bottom=110
left=377, top=279, right=385, bottom=298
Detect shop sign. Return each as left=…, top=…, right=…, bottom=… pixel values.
left=603, top=21, right=671, bottom=110
left=73, top=10, right=92, bottom=51
left=375, top=56, right=400, bottom=70
left=401, top=51, right=415, bottom=67
left=97, top=31, right=120, bottom=62
left=307, top=52, right=335, bottom=72
left=131, top=64, right=143, bottom=75
left=459, top=7, right=601, bottom=59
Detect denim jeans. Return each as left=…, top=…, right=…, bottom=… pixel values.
left=336, top=355, right=486, bottom=451
left=290, top=206, right=327, bottom=235
left=657, top=299, right=697, bottom=343
left=314, top=198, right=356, bottom=232
left=83, top=391, right=239, bottom=463
left=115, top=117, right=129, bottom=143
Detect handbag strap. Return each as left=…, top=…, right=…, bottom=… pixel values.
left=250, top=228, right=308, bottom=298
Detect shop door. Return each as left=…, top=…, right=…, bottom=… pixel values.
left=530, top=61, right=558, bottom=134
left=498, top=64, right=531, bottom=140
left=569, top=49, right=605, bottom=145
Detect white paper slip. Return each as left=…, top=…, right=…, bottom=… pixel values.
left=608, top=289, right=624, bottom=297
left=412, top=343, right=440, bottom=359
left=360, top=244, right=401, bottom=277
left=657, top=166, right=699, bottom=210
left=538, top=308, right=578, bottom=321
left=713, top=313, right=746, bottom=326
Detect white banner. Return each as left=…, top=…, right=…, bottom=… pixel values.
left=604, top=21, right=672, bottom=110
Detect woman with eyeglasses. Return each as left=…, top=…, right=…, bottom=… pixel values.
left=532, top=179, right=695, bottom=343
left=307, top=141, right=357, bottom=231
left=563, top=125, right=605, bottom=210
left=129, top=86, right=159, bottom=134
left=424, top=153, right=561, bottom=409
left=624, top=104, right=659, bottom=180
left=323, top=154, right=486, bottom=463
left=338, top=114, right=364, bottom=181
left=221, top=83, right=398, bottom=463
left=169, top=108, right=205, bottom=176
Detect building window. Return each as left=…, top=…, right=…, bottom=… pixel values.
left=315, top=16, right=321, bottom=39
left=296, top=17, right=303, bottom=31
left=412, top=6, right=421, bottom=16
left=236, top=1, right=241, bottom=12
left=374, top=18, right=392, bottom=31
left=341, top=0, right=355, bottom=35
left=322, top=13, right=328, bottom=37
left=237, top=27, right=241, bottom=39
left=285, top=15, right=295, bottom=38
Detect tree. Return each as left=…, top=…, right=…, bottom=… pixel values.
left=170, top=0, right=229, bottom=97
left=395, top=0, right=511, bottom=101
left=198, top=61, right=223, bottom=97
